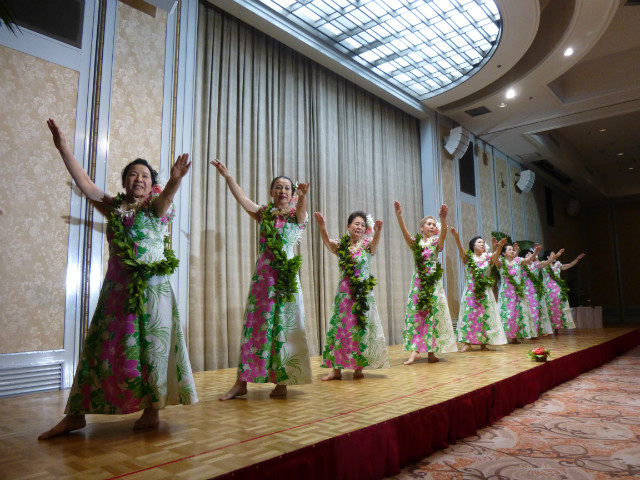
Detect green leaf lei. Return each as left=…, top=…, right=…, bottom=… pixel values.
left=545, top=265, right=570, bottom=302
left=261, top=202, right=303, bottom=304
left=412, top=234, right=443, bottom=313
left=500, top=260, right=525, bottom=297
left=108, top=193, right=179, bottom=316
left=337, top=235, right=377, bottom=329
left=466, top=251, right=494, bottom=302
left=523, top=264, right=544, bottom=297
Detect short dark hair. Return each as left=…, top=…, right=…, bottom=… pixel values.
left=270, top=176, right=294, bottom=191
left=469, top=235, right=483, bottom=252
left=348, top=211, right=367, bottom=225
left=121, top=158, right=158, bottom=187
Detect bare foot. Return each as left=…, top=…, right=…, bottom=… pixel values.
left=270, top=385, right=287, bottom=398
left=459, top=343, right=472, bottom=353
left=134, top=407, right=159, bottom=431
left=404, top=351, right=421, bottom=365
left=427, top=353, right=440, bottom=363
left=480, top=344, right=491, bottom=351
left=219, top=379, right=248, bottom=401
left=38, top=415, right=86, bottom=440
left=353, top=368, right=364, bottom=379
left=553, top=329, right=559, bottom=336
left=322, top=369, right=342, bottom=381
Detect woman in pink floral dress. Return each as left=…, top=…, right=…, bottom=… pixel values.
left=519, top=247, right=559, bottom=337
left=211, top=160, right=313, bottom=400
left=314, top=211, right=389, bottom=381
left=542, top=250, right=585, bottom=333
left=394, top=201, right=457, bottom=365
left=39, top=119, right=197, bottom=440
left=450, top=229, right=508, bottom=352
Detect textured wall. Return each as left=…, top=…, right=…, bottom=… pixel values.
left=0, top=46, right=78, bottom=353
left=511, top=164, right=526, bottom=241
left=106, top=3, right=166, bottom=195
left=478, top=144, right=496, bottom=243
left=494, top=154, right=511, bottom=235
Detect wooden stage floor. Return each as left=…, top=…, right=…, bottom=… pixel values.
left=1, top=327, right=638, bottom=479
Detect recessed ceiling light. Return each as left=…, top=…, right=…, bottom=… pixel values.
left=564, top=47, right=574, bottom=56
left=599, top=128, right=607, bottom=132
left=618, top=152, right=625, bottom=156
left=505, top=88, right=516, bottom=99
left=498, top=102, right=507, bottom=108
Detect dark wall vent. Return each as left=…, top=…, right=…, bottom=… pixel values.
left=465, top=106, right=491, bottom=117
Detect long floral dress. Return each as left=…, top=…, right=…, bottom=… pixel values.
left=65, top=199, right=197, bottom=415
left=322, top=237, right=390, bottom=370
left=456, top=253, right=507, bottom=345
left=522, top=261, right=553, bottom=335
left=496, top=257, right=534, bottom=340
left=236, top=205, right=313, bottom=385
left=542, top=261, right=576, bottom=330
left=403, top=236, right=457, bottom=354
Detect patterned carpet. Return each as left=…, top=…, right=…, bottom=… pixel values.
left=386, top=347, right=640, bottom=480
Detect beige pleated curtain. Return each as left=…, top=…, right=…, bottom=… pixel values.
left=189, top=4, right=424, bottom=372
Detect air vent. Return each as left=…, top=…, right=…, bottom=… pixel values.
left=532, top=159, right=572, bottom=185
left=518, top=152, right=543, bottom=162
left=465, top=106, right=491, bottom=117
left=0, top=363, right=63, bottom=397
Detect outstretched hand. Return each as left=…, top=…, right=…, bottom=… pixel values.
left=498, top=237, right=508, bottom=247
left=210, top=158, right=230, bottom=178
left=577, top=253, right=586, bottom=260
left=170, top=154, right=191, bottom=180
left=374, top=219, right=383, bottom=233
left=439, top=204, right=448, bottom=219
left=313, top=211, right=326, bottom=228
left=47, top=118, right=68, bottom=151
left=394, top=200, right=402, bottom=216
left=296, top=182, right=310, bottom=197
left=450, top=227, right=459, bottom=238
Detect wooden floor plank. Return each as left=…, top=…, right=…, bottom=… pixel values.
left=0, top=328, right=635, bottom=480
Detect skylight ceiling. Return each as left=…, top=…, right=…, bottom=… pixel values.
left=258, top=0, right=501, bottom=100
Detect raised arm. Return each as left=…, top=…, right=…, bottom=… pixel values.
left=210, top=159, right=260, bottom=220
left=47, top=118, right=112, bottom=216
left=394, top=201, right=413, bottom=248
left=436, top=204, right=448, bottom=251
left=538, top=248, right=563, bottom=269
left=450, top=227, right=467, bottom=262
left=295, top=182, right=309, bottom=224
left=491, top=237, right=507, bottom=265
left=313, top=212, right=338, bottom=254
left=522, top=244, right=542, bottom=266
left=561, top=252, right=585, bottom=270
left=368, top=219, right=383, bottom=254
left=154, top=153, right=191, bottom=218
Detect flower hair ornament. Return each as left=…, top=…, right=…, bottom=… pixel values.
left=435, top=221, right=441, bottom=236
left=365, top=214, right=374, bottom=235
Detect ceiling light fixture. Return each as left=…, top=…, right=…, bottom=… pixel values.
left=505, top=88, right=516, bottom=99
left=564, top=47, right=574, bottom=56
left=498, top=102, right=507, bottom=108
left=618, top=152, right=625, bottom=156
left=599, top=128, right=607, bottom=132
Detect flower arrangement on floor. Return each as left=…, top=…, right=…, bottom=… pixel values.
left=527, top=347, right=551, bottom=362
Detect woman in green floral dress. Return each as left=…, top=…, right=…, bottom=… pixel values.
left=450, top=229, right=508, bottom=352
left=39, top=119, right=197, bottom=440
left=314, top=211, right=389, bottom=381
left=394, top=202, right=457, bottom=365
left=211, top=160, right=313, bottom=400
